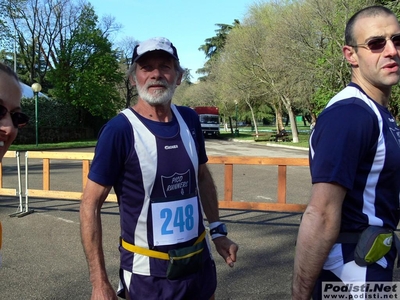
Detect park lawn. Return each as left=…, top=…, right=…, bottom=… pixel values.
left=219, top=126, right=310, bottom=149
left=9, top=140, right=98, bottom=151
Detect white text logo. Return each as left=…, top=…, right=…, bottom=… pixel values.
left=164, top=145, right=178, bottom=150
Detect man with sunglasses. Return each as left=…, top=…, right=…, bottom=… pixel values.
left=292, top=6, right=400, bottom=300
left=80, top=37, right=238, bottom=300
left=0, top=62, right=29, bottom=268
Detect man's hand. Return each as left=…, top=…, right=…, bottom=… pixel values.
left=212, top=236, right=238, bottom=267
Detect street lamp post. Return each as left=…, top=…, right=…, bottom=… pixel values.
left=234, top=100, right=239, bottom=137
left=31, top=83, right=42, bottom=147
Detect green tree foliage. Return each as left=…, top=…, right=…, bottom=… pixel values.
left=380, top=0, right=400, bottom=121
left=212, top=18, right=272, bottom=135
left=21, top=97, right=80, bottom=127
left=2, top=0, right=124, bottom=121
left=47, top=4, right=124, bottom=119
left=198, top=20, right=240, bottom=59
left=190, top=0, right=400, bottom=132
left=197, top=20, right=240, bottom=80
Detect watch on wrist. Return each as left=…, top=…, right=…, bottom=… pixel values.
left=210, top=223, right=228, bottom=237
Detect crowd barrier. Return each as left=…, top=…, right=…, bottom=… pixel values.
left=207, top=156, right=308, bottom=212
left=0, top=151, right=309, bottom=217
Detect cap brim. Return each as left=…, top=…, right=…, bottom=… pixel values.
left=133, top=50, right=178, bottom=63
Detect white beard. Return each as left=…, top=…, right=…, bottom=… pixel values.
left=136, top=79, right=177, bottom=105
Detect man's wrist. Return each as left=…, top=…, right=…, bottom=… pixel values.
left=209, top=221, right=223, bottom=230
left=209, top=221, right=228, bottom=240
left=211, top=233, right=227, bottom=240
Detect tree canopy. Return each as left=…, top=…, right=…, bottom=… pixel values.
left=2, top=0, right=400, bottom=130
left=1, top=0, right=124, bottom=119
left=179, top=0, right=400, bottom=142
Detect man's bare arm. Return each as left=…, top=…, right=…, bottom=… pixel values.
left=80, top=179, right=116, bottom=300
left=198, top=164, right=238, bottom=267
left=292, top=182, right=346, bottom=300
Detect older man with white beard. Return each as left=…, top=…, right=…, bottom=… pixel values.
left=80, top=37, right=238, bottom=300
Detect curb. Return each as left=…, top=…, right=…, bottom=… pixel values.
left=265, top=143, right=309, bottom=151
left=229, top=138, right=309, bottom=152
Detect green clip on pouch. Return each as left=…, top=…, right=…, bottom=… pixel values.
left=354, top=226, right=393, bottom=267
left=166, top=241, right=204, bottom=280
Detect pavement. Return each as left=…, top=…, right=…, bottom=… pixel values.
left=0, top=198, right=301, bottom=300
left=0, top=140, right=398, bottom=300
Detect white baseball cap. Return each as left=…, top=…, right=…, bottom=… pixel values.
left=131, top=37, right=179, bottom=63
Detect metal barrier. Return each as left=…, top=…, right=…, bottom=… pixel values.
left=0, top=151, right=309, bottom=216
left=0, top=151, right=30, bottom=217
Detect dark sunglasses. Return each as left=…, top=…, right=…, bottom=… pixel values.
left=349, top=34, right=400, bottom=51
left=0, top=104, right=29, bottom=128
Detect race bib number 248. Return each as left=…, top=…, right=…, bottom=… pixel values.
left=152, top=196, right=199, bottom=246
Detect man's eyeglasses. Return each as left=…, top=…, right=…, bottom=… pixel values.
left=349, top=34, right=400, bottom=51
left=0, top=105, right=29, bottom=128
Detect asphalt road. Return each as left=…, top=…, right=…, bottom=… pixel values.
left=0, top=139, right=361, bottom=299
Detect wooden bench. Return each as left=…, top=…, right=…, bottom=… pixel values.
left=252, top=133, right=274, bottom=142
left=252, top=132, right=292, bottom=142
left=271, top=133, right=292, bottom=142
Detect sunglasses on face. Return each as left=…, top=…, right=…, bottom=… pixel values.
left=0, top=104, right=29, bottom=128
left=350, top=34, right=400, bottom=51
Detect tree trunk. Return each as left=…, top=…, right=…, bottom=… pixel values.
left=281, top=95, right=299, bottom=143
left=244, top=96, right=258, bottom=135
left=275, top=101, right=284, bottom=133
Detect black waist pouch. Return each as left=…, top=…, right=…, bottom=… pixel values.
left=354, top=226, right=394, bottom=267
left=166, top=241, right=204, bottom=280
